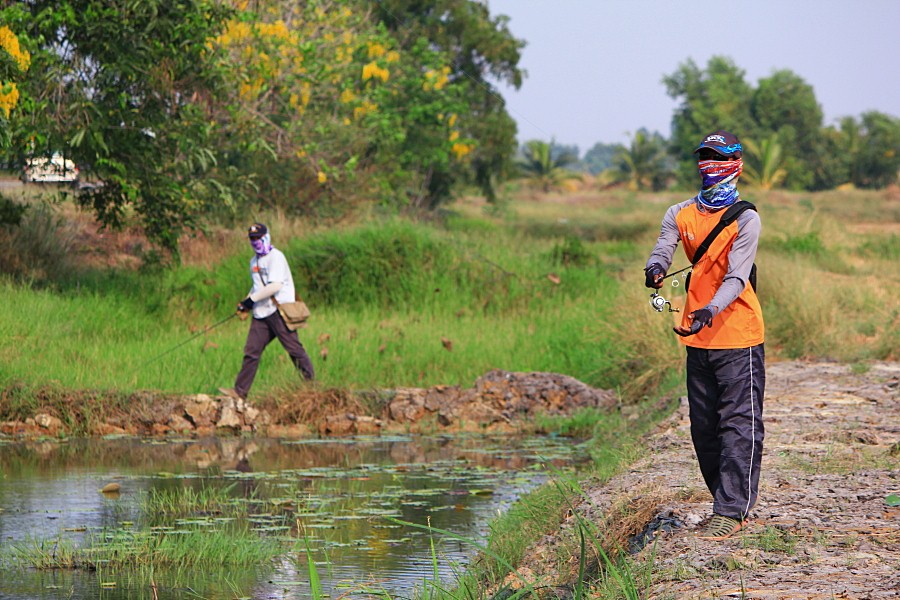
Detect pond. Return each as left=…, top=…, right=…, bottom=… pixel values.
left=0, top=434, right=586, bottom=599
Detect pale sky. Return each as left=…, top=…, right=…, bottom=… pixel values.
left=485, top=0, right=900, bottom=153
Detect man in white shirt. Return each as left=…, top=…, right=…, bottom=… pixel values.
left=228, top=223, right=314, bottom=400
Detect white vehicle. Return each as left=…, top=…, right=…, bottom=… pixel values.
left=22, top=154, right=79, bottom=183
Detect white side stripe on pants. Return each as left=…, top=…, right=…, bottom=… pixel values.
left=745, top=346, right=756, bottom=519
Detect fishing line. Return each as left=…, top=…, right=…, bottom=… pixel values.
left=141, top=312, right=239, bottom=368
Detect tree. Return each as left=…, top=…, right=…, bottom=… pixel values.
left=614, top=129, right=671, bottom=191
left=853, top=111, right=900, bottom=189
left=6, top=0, right=232, bottom=252
left=370, top=0, right=525, bottom=203
left=0, top=13, right=30, bottom=149
left=742, top=135, right=788, bottom=190
left=581, top=142, right=622, bottom=174
left=0, top=12, right=31, bottom=227
left=663, top=57, right=756, bottom=186
left=517, top=139, right=579, bottom=192
left=812, top=112, right=900, bottom=190
left=751, top=70, right=823, bottom=189
left=208, top=1, right=476, bottom=214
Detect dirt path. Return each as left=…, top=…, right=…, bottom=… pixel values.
left=512, top=361, right=900, bottom=599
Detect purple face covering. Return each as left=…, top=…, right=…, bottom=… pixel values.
left=250, top=232, right=272, bottom=256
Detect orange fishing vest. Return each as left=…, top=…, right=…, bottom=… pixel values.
left=675, top=204, right=765, bottom=349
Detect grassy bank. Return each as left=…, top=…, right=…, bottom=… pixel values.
left=1, top=187, right=896, bottom=406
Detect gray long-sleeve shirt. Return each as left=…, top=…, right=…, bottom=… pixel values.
left=646, top=198, right=760, bottom=315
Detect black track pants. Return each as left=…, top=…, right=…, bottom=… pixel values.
left=686, top=344, right=765, bottom=520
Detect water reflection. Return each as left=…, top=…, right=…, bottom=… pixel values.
left=0, top=434, right=584, bottom=599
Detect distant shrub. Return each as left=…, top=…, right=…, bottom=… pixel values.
left=549, top=235, right=593, bottom=267
left=0, top=201, right=76, bottom=281
left=774, top=231, right=826, bottom=255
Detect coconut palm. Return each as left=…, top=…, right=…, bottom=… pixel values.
left=742, top=135, right=788, bottom=189
left=615, top=129, right=671, bottom=191
left=517, top=140, right=580, bottom=192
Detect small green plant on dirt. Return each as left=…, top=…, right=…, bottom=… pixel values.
left=741, top=526, right=798, bottom=554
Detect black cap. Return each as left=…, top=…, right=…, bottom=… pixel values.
left=248, top=223, right=268, bottom=239
left=693, top=130, right=742, bottom=157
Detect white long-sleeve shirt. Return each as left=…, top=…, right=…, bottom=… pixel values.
left=247, top=248, right=296, bottom=319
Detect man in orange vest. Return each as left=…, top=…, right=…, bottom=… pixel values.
left=644, top=130, right=765, bottom=540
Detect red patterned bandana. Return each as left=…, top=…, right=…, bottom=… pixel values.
left=697, top=158, right=743, bottom=209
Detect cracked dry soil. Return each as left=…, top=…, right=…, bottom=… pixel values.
left=514, top=361, right=900, bottom=599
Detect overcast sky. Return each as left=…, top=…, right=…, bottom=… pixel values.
left=484, top=0, right=900, bottom=153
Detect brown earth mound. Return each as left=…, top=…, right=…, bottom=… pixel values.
left=502, top=361, right=900, bottom=599
left=0, top=369, right=618, bottom=439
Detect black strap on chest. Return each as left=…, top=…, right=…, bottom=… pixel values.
left=691, top=200, right=757, bottom=264
left=686, top=200, right=758, bottom=292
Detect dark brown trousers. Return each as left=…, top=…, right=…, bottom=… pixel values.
left=234, top=312, right=315, bottom=399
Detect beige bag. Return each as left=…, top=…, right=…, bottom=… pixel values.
left=276, top=296, right=311, bottom=331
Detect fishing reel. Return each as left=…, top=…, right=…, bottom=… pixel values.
left=649, top=292, right=679, bottom=313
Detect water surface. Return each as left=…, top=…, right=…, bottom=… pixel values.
left=0, top=434, right=584, bottom=599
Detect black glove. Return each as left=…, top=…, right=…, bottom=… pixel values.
left=644, top=263, right=666, bottom=289
left=673, top=308, right=714, bottom=337
left=237, top=297, right=255, bottom=312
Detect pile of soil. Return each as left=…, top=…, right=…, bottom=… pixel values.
left=507, top=361, right=900, bottom=599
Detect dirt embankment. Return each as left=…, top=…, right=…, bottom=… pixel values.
left=0, top=370, right=617, bottom=439
left=504, top=361, right=900, bottom=599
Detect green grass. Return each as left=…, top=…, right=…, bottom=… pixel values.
left=3, top=187, right=895, bottom=403
left=7, top=484, right=287, bottom=570
left=0, top=215, right=647, bottom=399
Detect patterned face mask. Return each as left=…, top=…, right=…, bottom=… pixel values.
left=697, top=158, right=743, bottom=210
left=250, top=232, right=272, bottom=256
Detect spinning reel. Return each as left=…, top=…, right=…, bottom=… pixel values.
left=649, top=292, right=678, bottom=313
left=649, top=271, right=689, bottom=313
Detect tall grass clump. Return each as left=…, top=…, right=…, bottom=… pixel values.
left=0, top=199, right=78, bottom=281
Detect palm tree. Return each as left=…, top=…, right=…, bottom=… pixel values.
left=517, top=140, right=580, bottom=192
left=615, top=130, right=670, bottom=191
left=742, top=135, right=788, bottom=190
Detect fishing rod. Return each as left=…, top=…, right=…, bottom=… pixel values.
left=143, top=312, right=240, bottom=367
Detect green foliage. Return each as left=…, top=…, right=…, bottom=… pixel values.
left=614, top=129, right=671, bottom=191
left=0, top=194, right=26, bottom=226
left=742, top=134, right=788, bottom=190
left=372, top=0, right=525, bottom=203
left=852, top=111, right=900, bottom=189
left=208, top=3, right=478, bottom=215
left=5, top=0, right=233, bottom=252
left=581, top=142, right=623, bottom=175
left=516, top=139, right=580, bottom=192
left=751, top=70, right=823, bottom=189
left=771, top=231, right=826, bottom=256
left=663, top=56, right=756, bottom=185
left=550, top=235, right=593, bottom=267
left=813, top=112, right=900, bottom=190
left=0, top=200, right=77, bottom=281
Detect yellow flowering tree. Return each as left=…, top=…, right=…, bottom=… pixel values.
left=209, top=0, right=477, bottom=212
left=0, top=18, right=30, bottom=147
